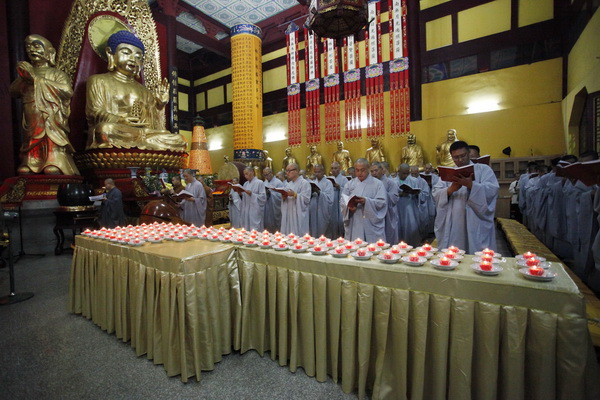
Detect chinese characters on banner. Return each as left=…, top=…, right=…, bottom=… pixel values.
left=389, top=0, right=410, bottom=136
left=231, top=24, right=263, bottom=159
left=286, top=22, right=302, bottom=147
left=323, top=38, right=340, bottom=143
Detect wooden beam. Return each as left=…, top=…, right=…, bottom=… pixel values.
left=176, top=21, right=230, bottom=58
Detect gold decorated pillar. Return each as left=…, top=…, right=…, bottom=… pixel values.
left=230, top=24, right=263, bottom=163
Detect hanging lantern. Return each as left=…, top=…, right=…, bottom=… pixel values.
left=305, top=0, right=369, bottom=39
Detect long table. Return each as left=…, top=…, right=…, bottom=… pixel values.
left=69, top=236, right=600, bottom=400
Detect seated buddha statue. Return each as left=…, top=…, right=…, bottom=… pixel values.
left=436, top=129, right=458, bottom=167
left=85, top=30, right=186, bottom=152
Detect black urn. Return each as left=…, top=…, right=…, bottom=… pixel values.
left=57, top=183, right=95, bottom=207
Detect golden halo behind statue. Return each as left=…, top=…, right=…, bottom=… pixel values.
left=88, top=15, right=132, bottom=61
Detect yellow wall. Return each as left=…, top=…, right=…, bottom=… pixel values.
left=206, top=57, right=566, bottom=173
left=458, top=0, right=511, bottom=43
left=518, top=0, right=553, bottom=27
left=563, top=8, right=600, bottom=154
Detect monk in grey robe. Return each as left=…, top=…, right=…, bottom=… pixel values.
left=263, top=168, right=283, bottom=233
left=432, top=141, right=499, bottom=253
left=280, top=163, right=312, bottom=235
left=371, top=162, right=399, bottom=244
left=180, top=169, right=206, bottom=226
left=326, top=162, right=347, bottom=238
left=239, top=167, right=267, bottom=231
left=309, top=164, right=334, bottom=237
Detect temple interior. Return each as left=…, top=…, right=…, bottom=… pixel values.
left=1, top=0, right=599, bottom=399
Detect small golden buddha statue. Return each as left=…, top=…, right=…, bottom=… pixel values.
left=401, top=134, right=424, bottom=168
left=365, top=138, right=385, bottom=164
left=306, top=145, right=323, bottom=176
left=9, top=35, right=79, bottom=175
left=332, top=141, right=352, bottom=173
left=282, top=147, right=297, bottom=171
left=85, top=30, right=186, bottom=152
left=436, top=129, right=458, bottom=167
left=262, top=150, right=273, bottom=170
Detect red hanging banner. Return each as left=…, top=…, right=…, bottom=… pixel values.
left=323, top=38, right=340, bottom=143
left=389, top=0, right=410, bottom=137
left=365, top=0, right=384, bottom=139
left=343, top=34, right=361, bottom=141
left=305, top=28, right=321, bottom=145
left=286, top=23, right=302, bottom=147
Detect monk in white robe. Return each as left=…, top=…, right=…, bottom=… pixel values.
left=396, top=164, right=425, bottom=246
left=309, top=165, right=334, bottom=237
left=433, top=141, right=499, bottom=253
left=371, top=162, right=399, bottom=244
left=590, top=185, right=600, bottom=292
left=518, top=163, right=537, bottom=228
left=181, top=169, right=206, bottom=226
left=326, top=162, right=347, bottom=238
left=239, top=167, right=267, bottom=231
left=280, top=163, right=312, bottom=235
left=229, top=184, right=242, bottom=228
left=263, top=168, right=283, bottom=233
left=341, top=159, right=387, bottom=242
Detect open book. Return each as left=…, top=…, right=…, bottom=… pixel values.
left=399, top=184, right=421, bottom=195
left=172, top=189, right=194, bottom=199
left=438, top=164, right=475, bottom=182
left=419, top=173, right=432, bottom=185
left=341, top=194, right=362, bottom=209
left=558, top=159, right=600, bottom=186
left=89, top=194, right=106, bottom=202
left=471, top=155, right=490, bottom=165
left=265, top=186, right=290, bottom=196
left=310, top=182, right=321, bottom=194
left=228, top=182, right=246, bottom=193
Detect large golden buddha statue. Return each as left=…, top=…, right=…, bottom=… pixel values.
left=436, top=129, right=458, bottom=167
left=305, top=145, right=323, bottom=176
left=9, top=35, right=79, bottom=175
left=282, top=147, right=297, bottom=171
left=85, top=31, right=186, bottom=152
left=401, top=134, right=424, bottom=168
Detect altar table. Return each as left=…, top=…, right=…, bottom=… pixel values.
left=69, top=237, right=600, bottom=400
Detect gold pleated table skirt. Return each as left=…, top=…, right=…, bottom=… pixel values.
left=69, top=237, right=600, bottom=399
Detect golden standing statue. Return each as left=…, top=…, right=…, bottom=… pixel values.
left=262, top=150, right=273, bottom=170
left=305, top=145, right=323, bottom=176
left=85, top=31, right=186, bottom=152
left=365, top=138, right=385, bottom=164
left=401, top=134, right=424, bottom=168
left=332, top=141, right=352, bottom=173
left=9, top=35, right=79, bottom=175
left=282, top=147, right=297, bottom=171
left=436, top=129, right=458, bottom=167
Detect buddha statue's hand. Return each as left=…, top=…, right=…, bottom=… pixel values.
left=16, top=61, right=35, bottom=81
left=155, top=77, right=170, bottom=107
left=124, top=116, right=148, bottom=127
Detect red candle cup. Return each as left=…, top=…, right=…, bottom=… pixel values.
left=354, top=238, right=363, bottom=245
left=337, top=237, right=345, bottom=244
left=325, top=241, right=334, bottom=248
left=319, top=235, right=327, bottom=242
left=440, top=257, right=451, bottom=266
left=345, top=243, right=354, bottom=250
left=444, top=252, right=455, bottom=259
left=523, top=251, right=536, bottom=260
left=263, top=241, right=270, bottom=246
left=398, top=242, right=408, bottom=249
left=307, top=239, right=316, bottom=246
left=422, top=244, right=432, bottom=251
left=481, top=255, right=493, bottom=263
left=383, top=252, right=393, bottom=260
left=247, top=239, right=255, bottom=244
left=278, top=243, right=286, bottom=249
left=295, top=243, right=303, bottom=250
left=376, top=240, right=385, bottom=247
left=367, top=245, right=377, bottom=252
left=409, top=253, right=420, bottom=262
left=417, top=250, right=427, bottom=257
left=357, top=249, right=367, bottom=257
left=314, top=245, right=323, bottom=252
left=526, top=257, right=540, bottom=267
left=482, top=248, right=495, bottom=257
left=529, top=266, right=544, bottom=276
left=335, top=247, right=345, bottom=254
left=391, top=246, right=401, bottom=254
left=303, top=233, right=312, bottom=240
left=480, top=261, right=493, bottom=271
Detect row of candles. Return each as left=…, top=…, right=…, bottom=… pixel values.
left=82, top=223, right=545, bottom=274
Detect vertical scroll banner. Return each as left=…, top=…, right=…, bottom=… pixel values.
left=323, top=38, right=340, bottom=143
left=231, top=24, right=263, bottom=161
left=365, top=0, right=384, bottom=138
left=169, top=66, right=179, bottom=133
left=286, top=22, right=302, bottom=147
left=343, top=35, right=361, bottom=141
left=389, top=0, right=410, bottom=137
left=304, top=28, right=321, bottom=145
